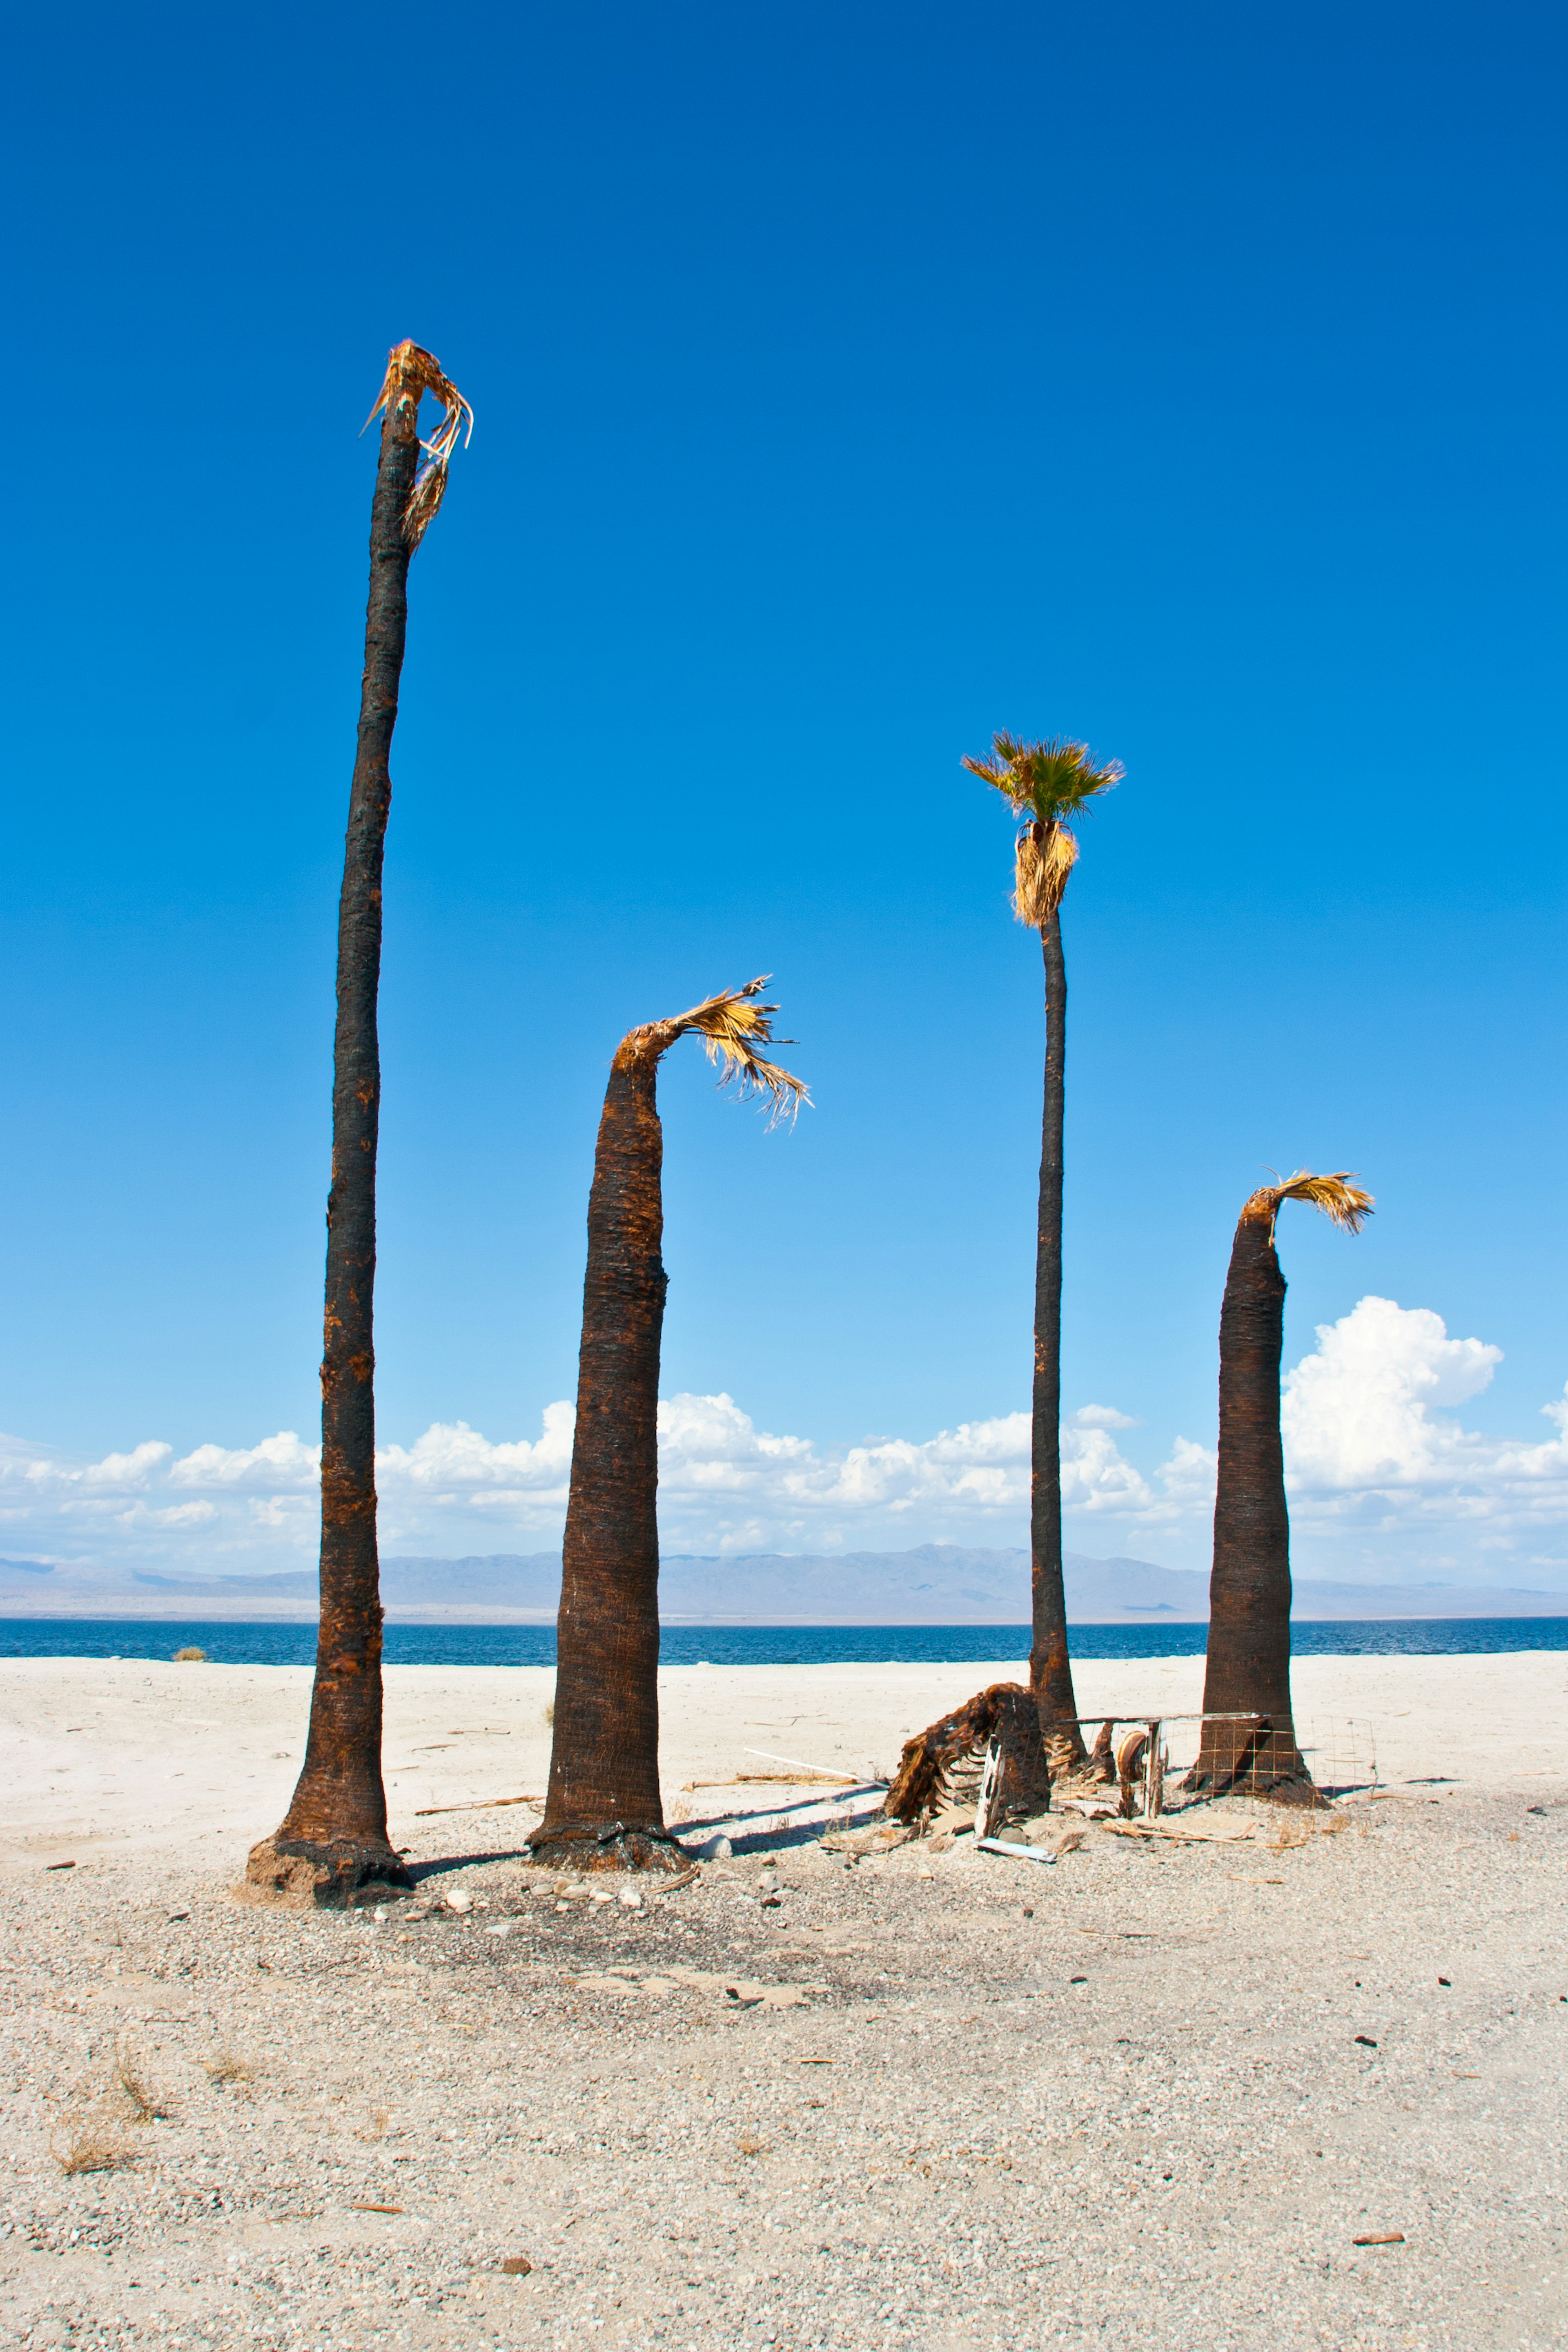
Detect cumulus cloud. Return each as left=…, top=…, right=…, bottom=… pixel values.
left=0, top=1294, right=1562, bottom=1578
left=168, top=1432, right=319, bottom=1489
left=1281, top=1296, right=1568, bottom=1554
left=1283, top=1296, right=1504, bottom=1489
left=0, top=1393, right=1201, bottom=1567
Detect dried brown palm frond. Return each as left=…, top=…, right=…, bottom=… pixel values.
left=1242, top=1171, right=1375, bottom=1237
left=964, top=733, right=1123, bottom=926
left=882, top=1682, right=1053, bottom=1824
left=621, top=976, right=810, bottom=1125
left=361, top=339, right=474, bottom=552
left=1012, top=819, right=1080, bottom=927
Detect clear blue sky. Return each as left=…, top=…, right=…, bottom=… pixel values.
left=2, top=4, right=1563, bottom=1571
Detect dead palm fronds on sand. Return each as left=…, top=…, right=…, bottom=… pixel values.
left=883, top=1682, right=1051, bottom=1829
left=246, top=343, right=471, bottom=1909
left=1189, top=1173, right=1373, bottom=1802
left=531, top=982, right=807, bottom=1871
left=962, top=734, right=1123, bottom=1771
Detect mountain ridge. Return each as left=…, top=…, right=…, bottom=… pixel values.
left=1, top=1544, right=1565, bottom=1623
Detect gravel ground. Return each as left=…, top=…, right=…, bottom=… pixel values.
left=2, top=1771, right=1564, bottom=2352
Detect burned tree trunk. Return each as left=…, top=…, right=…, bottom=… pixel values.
left=1029, top=907, right=1087, bottom=1768
left=1189, top=1197, right=1317, bottom=1803
left=530, top=1042, right=685, bottom=1873
left=529, top=982, right=805, bottom=1874
left=245, top=345, right=470, bottom=1908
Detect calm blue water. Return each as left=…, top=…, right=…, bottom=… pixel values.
left=1, top=1617, right=1565, bottom=1665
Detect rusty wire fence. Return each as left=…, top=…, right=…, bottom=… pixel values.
left=1051, top=1712, right=1379, bottom=1820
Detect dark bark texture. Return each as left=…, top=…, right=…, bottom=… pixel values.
left=1029, top=908, right=1086, bottom=1766
left=1190, top=1205, right=1319, bottom=1802
left=531, top=1042, right=686, bottom=1872
left=246, top=374, right=422, bottom=1907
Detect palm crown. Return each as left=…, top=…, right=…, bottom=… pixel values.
left=962, top=732, right=1124, bottom=927
left=619, top=977, right=809, bottom=1126
left=1242, top=1171, right=1374, bottom=1240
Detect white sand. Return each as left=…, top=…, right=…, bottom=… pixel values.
left=4, top=1649, right=1564, bottom=1870
left=2, top=1650, right=1565, bottom=2351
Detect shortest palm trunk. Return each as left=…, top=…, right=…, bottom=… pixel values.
left=1189, top=1173, right=1371, bottom=1805
left=530, top=983, right=806, bottom=1873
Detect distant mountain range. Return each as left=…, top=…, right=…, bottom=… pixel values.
left=1, top=1546, right=1566, bottom=1623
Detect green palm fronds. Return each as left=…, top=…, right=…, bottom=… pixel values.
left=963, top=733, right=1124, bottom=927
left=962, top=732, right=1124, bottom=828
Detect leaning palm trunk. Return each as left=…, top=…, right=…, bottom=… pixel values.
left=531, top=982, right=806, bottom=1873
left=245, top=343, right=471, bottom=1909
left=1189, top=1173, right=1372, bottom=1803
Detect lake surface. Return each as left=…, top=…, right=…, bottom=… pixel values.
left=2, top=1618, right=1565, bottom=1665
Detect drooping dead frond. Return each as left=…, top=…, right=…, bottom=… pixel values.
left=621, top=976, right=810, bottom=1124
left=1012, top=820, right=1080, bottom=927
left=1243, top=1171, right=1375, bottom=1238
left=361, top=340, right=474, bottom=552
left=962, top=731, right=1124, bottom=828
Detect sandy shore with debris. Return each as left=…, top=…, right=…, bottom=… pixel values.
left=2, top=1650, right=1565, bottom=2351
left=4, top=1649, right=1564, bottom=1871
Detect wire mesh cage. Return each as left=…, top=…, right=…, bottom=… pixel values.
left=1096, top=1713, right=1379, bottom=1815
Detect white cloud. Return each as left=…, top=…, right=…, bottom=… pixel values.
left=0, top=1294, right=1562, bottom=1581
left=1283, top=1296, right=1504, bottom=1489
left=0, top=1394, right=1198, bottom=1567
left=1069, top=1404, right=1140, bottom=1431
left=1280, top=1297, right=1568, bottom=1558
left=168, top=1432, right=318, bottom=1488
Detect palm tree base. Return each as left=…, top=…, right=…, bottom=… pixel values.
left=526, top=1822, right=692, bottom=1874
left=238, top=1835, right=413, bottom=1910
left=1183, top=1722, right=1328, bottom=1808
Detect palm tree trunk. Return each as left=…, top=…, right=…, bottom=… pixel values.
left=245, top=367, right=424, bottom=1906
left=531, top=1041, right=687, bottom=1873
left=1030, top=909, right=1085, bottom=1768
left=1190, top=1206, right=1317, bottom=1801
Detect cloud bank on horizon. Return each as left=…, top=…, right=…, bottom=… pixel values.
left=2, top=1297, right=1564, bottom=1586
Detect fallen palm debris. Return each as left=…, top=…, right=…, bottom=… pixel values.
left=413, top=1794, right=543, bottom=1817
left=883, top=1683, right=1051, bottom=1831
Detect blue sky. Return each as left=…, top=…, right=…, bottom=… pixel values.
left=2, top=3, right=1564, bottom=1583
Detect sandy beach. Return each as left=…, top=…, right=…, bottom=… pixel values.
left=2, top=1650, right=1565, bottom=2350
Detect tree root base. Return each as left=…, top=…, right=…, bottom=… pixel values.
left=236, top=1837, right=414, bottom=1911
left=1183, top=1769, right=1328, bottom=1810
left=526, top=1824, right=691, bottom=1874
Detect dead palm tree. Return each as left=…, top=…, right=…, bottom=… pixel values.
left=245, top=343, right=472, bottom=1908
left=961, top=733, right=1122, bottom=1771
left=1189, top=1172, right=1373, bottom=1802
left=530, top=980, right=808, bottom=1872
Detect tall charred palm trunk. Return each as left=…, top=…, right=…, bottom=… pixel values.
left=1030, top=906, right=1085, bottom=1768
left=532, top=1036, right=686, bottom=1873
left=246, top=348, right=461, bottom=1906
left=1190, top=1201, right=1316, bottom=1803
